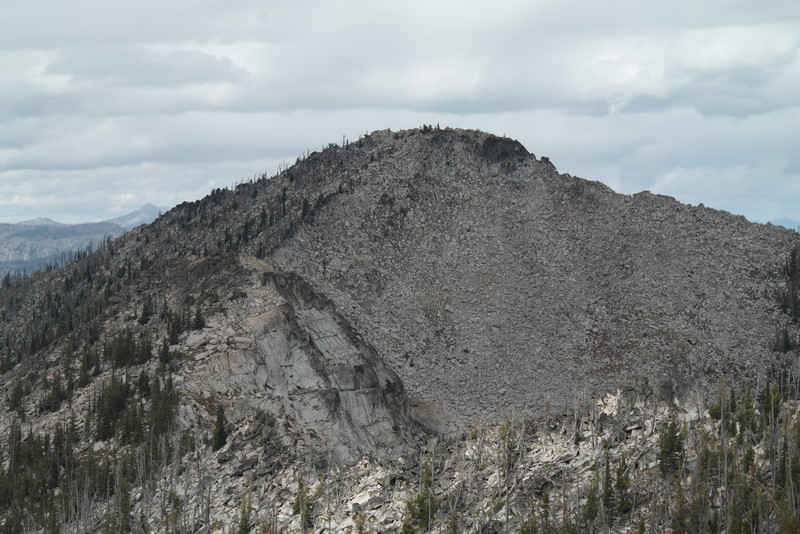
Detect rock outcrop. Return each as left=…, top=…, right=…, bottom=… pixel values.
left=175, top=258, right=413, bottom=464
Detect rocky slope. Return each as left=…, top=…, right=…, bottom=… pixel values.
left=268, top=129, right=798, bottom=426
left=1, top=126, right=800, bottom=532
left=216, top=127, right=795, bottom=427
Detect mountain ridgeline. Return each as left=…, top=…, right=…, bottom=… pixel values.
left=3, top=127, right=800, bottom=424
left=2, top=127, right=800, bottom=532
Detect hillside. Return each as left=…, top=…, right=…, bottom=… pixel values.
left=1, top=127, right=800, bottom=532
left=264, top=129, right=799, bottom=425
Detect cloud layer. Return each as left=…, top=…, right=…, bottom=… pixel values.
left=1, top=0, right=799, bottom=223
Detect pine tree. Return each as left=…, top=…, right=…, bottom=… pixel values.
left=582, top=472, right=601, bottom=532
left=614, top=456, right=632, bottom=517
left=672, top=482, right=689, bottom=533
left=238, top=490, right=251, bottom=534
left=658, top=420, right=684, bottom=477
left=602, top=451, right=615, bottom=524
left=159, top=337, right=172, bottom=365
left=293, top=475, right=314, bottom=531
left=138, top=295, right=152, bottom=325
left=192, top=306, right=205, bottom=330
left=212, top=403, right=227, bottom=451
left=117, top=474, right=132, bottom=533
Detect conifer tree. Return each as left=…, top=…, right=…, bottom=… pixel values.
left=582, top=472, right=601, bottom=532
left=192, top=306, right=205, bottom=330
left=293, top=475, right=314, bottom=531
left=212, top=403, right=227, bottom=451
left=238, top=490, right=252, bottom=534
left=602, top=451, right=614, bottom=524
left=658, top=420, right=684, bottom=478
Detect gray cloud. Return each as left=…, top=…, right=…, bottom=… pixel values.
left=1, top=0, right=799, bottom=224
left=45, top=46, right=245, bottom=87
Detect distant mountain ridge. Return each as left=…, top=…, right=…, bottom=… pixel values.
left=15, top=217, right=65, bottom=227
left=105, top=203, right=161, bottom=230
left=0, top=204, right=162, bottom=276
left=11, top=203, right=162, bottom=230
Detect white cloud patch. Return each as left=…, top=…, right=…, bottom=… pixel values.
left=661, top=24, right=800, bottom=115
left=667, top=25, right=797, bottom=78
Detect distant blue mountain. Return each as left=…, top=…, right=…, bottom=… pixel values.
left=15, top=217, right=66, bottom=227
left=0, top=204, right=163, bottom=277
left=105, top=203, right=162, bottom=230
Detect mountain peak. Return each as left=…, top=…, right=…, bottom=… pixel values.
left=105, top=203, right=162, bottom=229
left=15, top=217, right=65, bottom=227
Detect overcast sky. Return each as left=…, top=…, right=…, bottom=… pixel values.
left=1, top=1, right=799, bottom=225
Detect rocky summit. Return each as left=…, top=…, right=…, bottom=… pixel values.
left=2, top=127, right=800, bottom=533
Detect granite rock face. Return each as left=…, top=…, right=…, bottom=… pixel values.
left=172, top=257, right=414, bottom=464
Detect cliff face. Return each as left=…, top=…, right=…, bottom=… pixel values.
left=173, top=258, right=413, bottom=464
